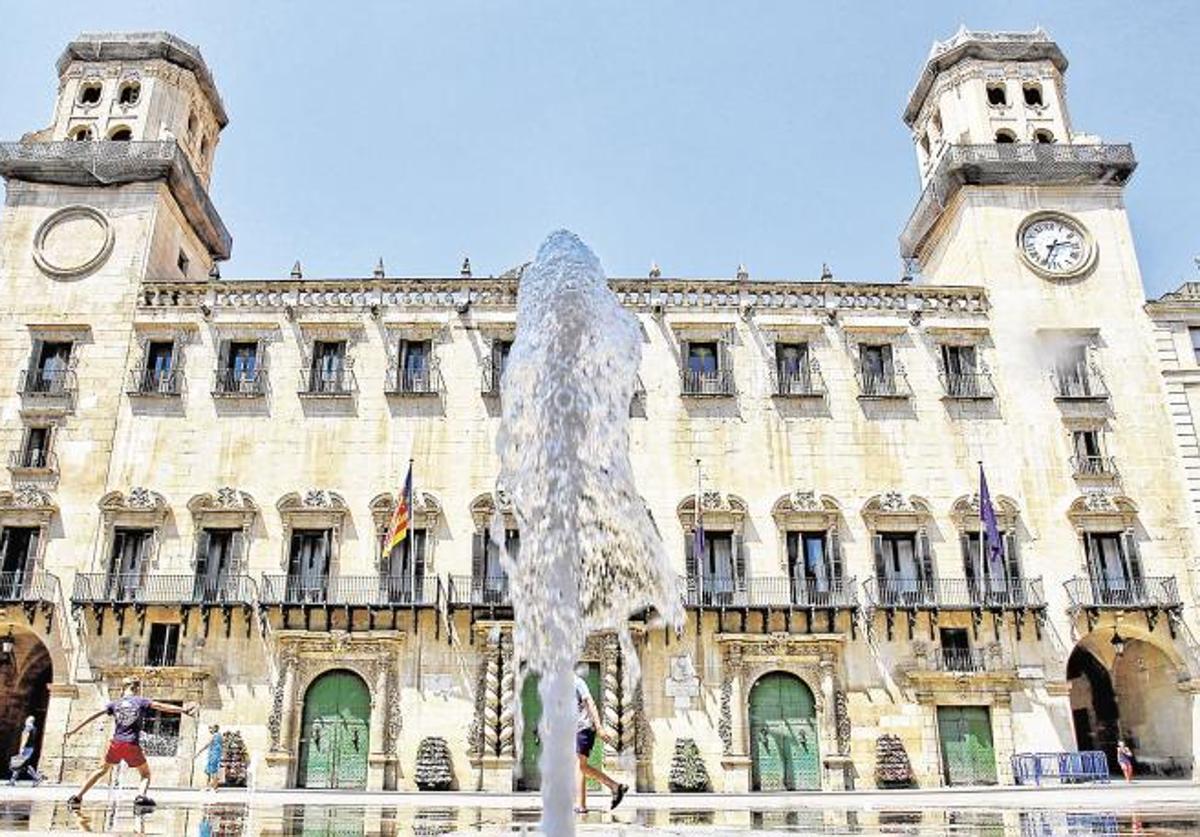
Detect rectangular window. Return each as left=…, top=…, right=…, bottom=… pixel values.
left=1190, top=328, right=1200, bottom=364
left=859, top=344, right=896, bottom=396
left=775, top=343, right=812, bottom=394
left=786, top=530, right=830, bottom=600
left=1086, top=533, right=1135, bottom=588
left=939, top=628, right=978, bottom=672
left=146, top=622, right=180, bottom=667
left=19, top=426, right=51, bottom=469
left=878, top=533, right=920, bottom=601
left=385, top=529, right=427, bottom=602
left=682, top=340, right=732, bottom=395
left=687, top=342, right=719, bottom=376
left=986, top=84, right=1007, bottom=106
left=480, top=528, right=517, bottom=603
left=141, top=701, right=182, bottom=757
left=287, top=529, right=331, bottom=602
left=0, top=526, right=39, bottom=579
left=962, top=531, right=1012, bottom=598
left=195, top=528, right=239, bottom=600
left=397, top=339, right=432, bottom=392
left=309, top=341, right=347, bottom=393
left=142, top=341, right=175, bottom=392
left=696, top=530, right=737, bottom=605
left=489, top=340, right=513, bottom=392
left=217, top=340, right=261, bottom=394
left=29, top=341, right=72, bottom=394
left=109, top=528, right=153, bottom=599
left=1053, top=345, right=1092, bottom=396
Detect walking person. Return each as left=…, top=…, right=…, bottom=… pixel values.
left=7, top=715, right=44, bottom=786
left=195, top=724, right=223, bottom=793
left=1117, top=739, right=1135, bottom=783
left=64, top=676, right=196, bottom=808
left=573, top=665, right=628, bottom=814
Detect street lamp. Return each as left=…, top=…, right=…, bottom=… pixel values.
left=1110, top=628, right=1127, bottom=657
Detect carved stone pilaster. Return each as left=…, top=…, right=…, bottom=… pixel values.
left=268, top=652, right=296, bottom=750
left=602, top=635, right=621, bottom=746
left=719, top=677, right=733, bottom=755
left=480, top=635, right=502, bottom=756
left=498, top=633, right=515, bottom=757
left=386, top=658, right=402, bottom=751
left=835, top=690, right=851, bottom=756
left=468, top=654, right=487, bottom=759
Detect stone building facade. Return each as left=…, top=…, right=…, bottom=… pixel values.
left=0, top=29, right=1196, bottom=793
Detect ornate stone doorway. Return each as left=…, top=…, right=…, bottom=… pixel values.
left=297, top=669, right=371, bottom=789
left=748, top=671, right=819, bottom=791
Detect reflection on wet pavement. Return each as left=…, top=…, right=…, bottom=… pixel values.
left=1, top=800, right=1199, bottom=835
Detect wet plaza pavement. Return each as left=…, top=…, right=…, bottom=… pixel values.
left=0, top=784, right=1198, bottom=835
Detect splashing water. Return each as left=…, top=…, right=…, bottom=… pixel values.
left=494, top=230, right=683, bottom=835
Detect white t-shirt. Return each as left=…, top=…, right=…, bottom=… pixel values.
left=575, top=675, right=594, bottom=732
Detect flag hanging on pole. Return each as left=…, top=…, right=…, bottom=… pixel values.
left=979, top=463, right=1005, bottom=579
left=385, top=464, right=413, bottom=556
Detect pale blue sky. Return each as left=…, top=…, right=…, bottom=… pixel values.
left=0, top=1, right=1196, bottom=296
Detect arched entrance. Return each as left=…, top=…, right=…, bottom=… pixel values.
left=518, top=664, right=603, bottom=791
left=296, top=669, right=371, bottom=789
left=0, top=628, right=51, bottom=780
left=1068, top=637, right=1192, bottom=777
left=748, top=671, right=819, bottom=790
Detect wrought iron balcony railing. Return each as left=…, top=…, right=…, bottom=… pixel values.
left=855, top=370, right=911, bottom=399
left=1052, top=364, right=1110, bottom=400
left=864, top=577, right=1045, bottom=609
left=771, top=365, right=827, bottom=398
left=385, top=362, right=444, bottom=396
left=680, top=368, right=736, bottom=397
left=299, top=368, right=357, bottom=397
left=940, top=371, right=996, bottom=400
left=680, top=575, right=857, bottom=608
left=0, top=570, right=60, bottom=603
left=19, top=368, right=75, bottom=398
left=1065, top=576, right=1182, bottom=609
left=127, top=366, right=183, bottom=396
left=259, top=574, right=434, bottom=606
left=7, top=449, right=58, bottom=474
left=900, top=143, right=1137, bottom=258
left=448, top=574, right=510, bottom=607
left=1070, top=454, right=1119, bottom=478
left=931, top=647, right=990, bottom=673
left=71, top=573, right=257, bottom=605
left=212, top=368, right=268, bottom=397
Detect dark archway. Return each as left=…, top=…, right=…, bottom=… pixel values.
left=0, top=630, right=52, bottom=779
left=1067, top=645, right=1119, bottom=770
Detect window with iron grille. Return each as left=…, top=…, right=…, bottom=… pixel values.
left=0, top=526, right=39, bottom=582
left=396, top=339, right=433, bottom=392
left=138, top=341, right=176, bottom=393
left=141, top=701, right=182, bottom=757
left=385, top=529, right=427, bottom=602
left=858, top=344, right=897, bottom=396
left=775, top=343, right=813, bottom=394
left=28, top=341, right=72, bottom=394
left=308, top=341, right=348, bottom=393
left=216, top=341, right=262, bottom=394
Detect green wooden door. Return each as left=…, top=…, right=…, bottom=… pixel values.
left=519, top=665, right=603, bottom=791
left=937, top=706, right=997, bottom=786
left=297, top=670, right=371, bottom=789
left=749, top=672, right=820, bottom=791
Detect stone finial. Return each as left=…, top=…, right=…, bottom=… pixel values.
left=461, top=257, right=472, bottom=278
left=820, top=263, right=833, bottom=281
left=736, top=264, right=749, bottom=281
left=649, top=262, right=661, bottom=279
left=208, top=264, right=221, bottom=280
left=290, top=260, right=302, bottom=279
left=373, top=258, right=385, bottom=279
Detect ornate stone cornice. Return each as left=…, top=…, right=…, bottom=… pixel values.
left=187, top=487, right=258, bottom=529
left=98, top=487, right=169, bottom=523
left=370, top=490, right=442, bottom=534
left=1067, top=492, right=1138, bottom=530
left=862, top=492, right=932, bottom=530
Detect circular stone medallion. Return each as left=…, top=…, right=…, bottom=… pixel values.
left=32, top=205, right=115, bottom=279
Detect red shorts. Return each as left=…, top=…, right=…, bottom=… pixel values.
left=104, top=741, right=146, bottom=768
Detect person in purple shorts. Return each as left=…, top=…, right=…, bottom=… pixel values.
left=573, top=664, right=627, bottom=814
left=64, top=676, right=196, bottom=808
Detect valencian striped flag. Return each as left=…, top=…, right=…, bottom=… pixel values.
left=979, top=463, right=1004, bottom=578
left=384, top=464, right=413, bottom=556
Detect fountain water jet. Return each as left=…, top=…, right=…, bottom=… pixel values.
left=494, top=230, right=683, bottom=835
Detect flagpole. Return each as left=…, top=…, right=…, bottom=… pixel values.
left=695, top=458, right=703, bottom=607
left=407, top=457, right=415, bottom=601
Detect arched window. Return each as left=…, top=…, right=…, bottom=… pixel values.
left=986, top=83, right=1007, bottom=107
left=186, top=112, right=198, bottom=141
left=1023, top=83, right=1045, bottom=107
left=995, top=129, right=1017, bottom=144
left=1034, top=129, right=1055, bottom=144
left=69, top=126, right=93, bottom=142
left=118, top=82, right=140, bottom=106
left=77, top=82, right=102, bottom=106
left=108, top=127, right=132, bottom=141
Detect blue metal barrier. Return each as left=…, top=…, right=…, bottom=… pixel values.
left=1011, top=751, right=1110, bottom=786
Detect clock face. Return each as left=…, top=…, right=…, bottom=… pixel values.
left=1018, top=214, right=1094, bottom=278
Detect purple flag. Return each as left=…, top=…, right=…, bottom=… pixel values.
left=979, top=464, right=1005, bottom=577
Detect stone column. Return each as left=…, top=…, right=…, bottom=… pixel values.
left=991, top=694, right=1015, bottom=785
left=41, top=683, right=78, bottom=783
left=366, top=661, right=389, bottom=791
left=264, top=652, right=298, bottom=787
left=720, top=643, right=751, bottom=792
